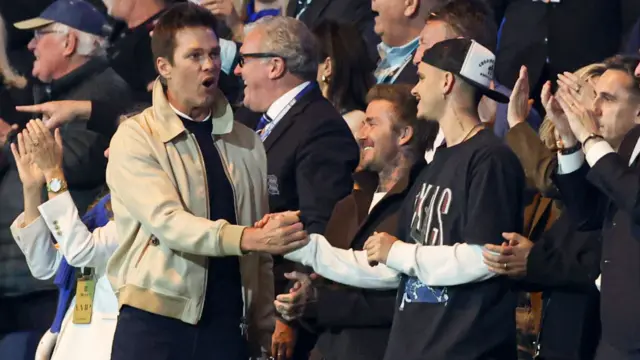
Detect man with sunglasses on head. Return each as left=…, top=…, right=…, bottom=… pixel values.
left=234, top=15, right=359, bottom=359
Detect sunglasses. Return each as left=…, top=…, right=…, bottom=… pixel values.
left=238, top=52, right=286, bottom=67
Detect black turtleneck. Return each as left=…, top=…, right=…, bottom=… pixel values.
left=178, top=115, right=243, bottom=325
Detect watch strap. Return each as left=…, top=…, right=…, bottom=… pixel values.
left=582, top=133, right=605, bottom=148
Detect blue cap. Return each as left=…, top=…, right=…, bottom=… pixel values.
left=14, top=0, right=108, bottom=37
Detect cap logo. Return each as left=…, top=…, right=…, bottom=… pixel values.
left=459, top=41, right=495, bottom=87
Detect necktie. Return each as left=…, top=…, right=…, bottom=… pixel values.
left=255, top=113, right=272, bottom=133
left=295, top=0, right=312, bottom=18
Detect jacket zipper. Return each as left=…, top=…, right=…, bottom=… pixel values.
left=192, top=133, right=210, bottom=322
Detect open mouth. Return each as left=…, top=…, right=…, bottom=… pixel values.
left=202, top=77, right=216, bottom=88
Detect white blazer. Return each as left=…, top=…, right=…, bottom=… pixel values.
left=10, top=191, right=119, bottom=360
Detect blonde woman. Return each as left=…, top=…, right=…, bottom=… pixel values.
left=9, top=119, right=118, bottom=360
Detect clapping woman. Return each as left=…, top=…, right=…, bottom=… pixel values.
left=9, top=119, right=118, bottom=360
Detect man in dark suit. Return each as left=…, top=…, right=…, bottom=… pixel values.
left=489, top=0, right=640, bottom=114
left=286, top=0, right=379, bottom=62
left=550, top=55, right=640, bottom=359
left=233, top=15, right=360, bottom=359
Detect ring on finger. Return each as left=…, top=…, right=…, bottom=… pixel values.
left=503, top=263, right=508, bottom=270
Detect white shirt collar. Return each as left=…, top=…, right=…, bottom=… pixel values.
left=630, top=137, right=640, bottom=166
left=169, top=102, right=212, bottom=122
left=265, top=81, right=311, bottom=121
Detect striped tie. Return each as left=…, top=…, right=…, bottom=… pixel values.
left=255, top=113, right=272, bottom=133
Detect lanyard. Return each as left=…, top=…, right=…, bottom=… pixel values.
left=376, top=46, right=418, bottom=84
left=260, top=82, right=316, bottom=141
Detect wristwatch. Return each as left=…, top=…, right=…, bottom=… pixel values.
left=46, top=177, right=68, bottom=194
left=582, top=133, right=605, bottom=148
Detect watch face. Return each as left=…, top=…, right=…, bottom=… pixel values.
left=49, top=179, right=62, bottom=192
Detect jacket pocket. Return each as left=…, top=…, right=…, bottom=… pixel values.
left=134, top=236, right=156, bottom=268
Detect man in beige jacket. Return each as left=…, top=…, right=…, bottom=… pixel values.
left=105, top=4, right=307, bottom=360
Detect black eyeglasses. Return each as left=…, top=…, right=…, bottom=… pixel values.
left=238, top=52, right=285, bottom=67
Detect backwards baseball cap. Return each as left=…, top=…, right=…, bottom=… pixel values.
left=421, top=38, right=509, bottom=103
left=14, top=0, right=108, bottom=37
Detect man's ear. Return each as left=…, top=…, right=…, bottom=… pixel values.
left=156, top=57, right=172, bottom=80
left=62, top=32, right=77, bottom=57
left=443, top=72, right=456, bottom=97
left=398, top=125, right=414, bottom=147
left=267, top=58, right=287, bottom=80
left=404, top=0, right=420, bottom=18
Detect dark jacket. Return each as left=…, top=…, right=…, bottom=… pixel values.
left=554, top=125, right=640, bottom=352
left=505, top=122, right=602, bottom=360
left=236, top=84, right=359, bottom=293
left=286, top=0, right=379, bottom=62
left=0, top=56, right=132, bottom=297
left=307, top=163, right=425, bottom=360
left=490, top=0, right=634, bottom=90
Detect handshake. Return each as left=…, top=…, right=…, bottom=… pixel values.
left=239, top=211, right=309, bottom=255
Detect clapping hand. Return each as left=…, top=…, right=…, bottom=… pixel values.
left=507, top=66, right=532, bottom=128
left=555, top=85, right=600, bottom=145
left=363, top=232, right=399, bottom=266
left=22, top=120, right=63, bottom=178
left=10, top=130, right=45, bottom=190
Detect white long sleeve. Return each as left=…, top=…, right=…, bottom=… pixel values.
left=38, top=192, right=118, bottom=272
left=284, top=233, right=402, bottom=290
left=10, top=214, right=61, bottom=280
left=386, top=241, right=496, bottom=287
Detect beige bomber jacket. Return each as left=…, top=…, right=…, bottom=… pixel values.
left=105, top=80, right=274, bottom=354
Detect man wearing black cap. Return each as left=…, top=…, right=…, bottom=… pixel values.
left=0, top=0, right=131, bottom=345
left=280, top=38, right=525, bottom=360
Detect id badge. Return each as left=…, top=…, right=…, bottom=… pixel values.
left=73, top=271, right=96, bottom=324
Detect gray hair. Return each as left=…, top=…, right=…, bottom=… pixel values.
left=50, top=23, right=108, bottom=57
left=250, top=16, right=319, bottom=81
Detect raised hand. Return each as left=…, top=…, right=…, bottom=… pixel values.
left=23, top=120, right=63, bottom=177
left=507, top=66, right=531, bottom=128
left=557, top=71, right=597, bottom=107
left=363, top=232, right=399, bottom=266
left=555, top=86, right=600, bottom=144
left=10, top=131, right=45, bottom=190
left=541, top=81, right=576, bottom=147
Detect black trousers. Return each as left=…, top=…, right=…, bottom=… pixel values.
left=0, top=290, right=58, bottom=339
left=110, top=306, right=248, bottom=360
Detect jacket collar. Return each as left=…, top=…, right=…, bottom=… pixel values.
left=151, top=78, right=235, bottom=143
left=34, top=56, right=109, bottom=102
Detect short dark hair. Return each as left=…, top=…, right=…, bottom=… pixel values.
left=366, top=84, right=439, bottom=156
left=151, top=3, right=219, bottom=65
left=428, top=0, right=497, bottom=53
left=313, top=20, right=375, bottom=114
left=603, top=55, right=640, bottom=97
